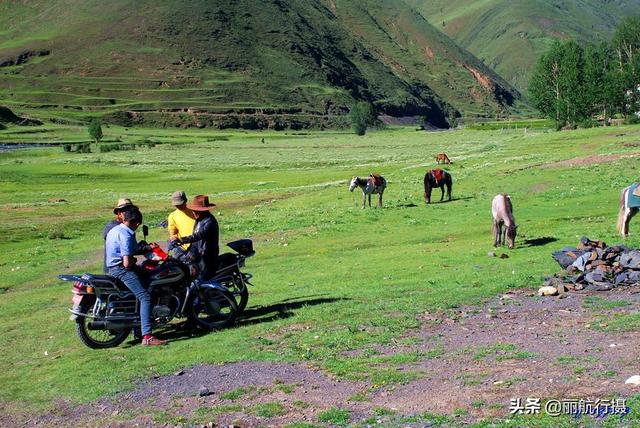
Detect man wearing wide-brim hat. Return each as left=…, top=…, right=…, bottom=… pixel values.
left=172, top=195, right=219, bottom=280
left=102, top=198, right=136, bottom=272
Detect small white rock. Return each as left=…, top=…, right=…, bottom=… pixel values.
left=625, top=375, right=640, bottom=386
left=538, top=286, right=558, bottom=296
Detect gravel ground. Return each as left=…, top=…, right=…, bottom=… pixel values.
left=4, top=286, right=640, bottom=427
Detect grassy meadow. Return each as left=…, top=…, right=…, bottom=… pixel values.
left=1, top=123, right=640, bottom=424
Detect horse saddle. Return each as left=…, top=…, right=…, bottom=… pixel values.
left=629, top=183, right=640, bottom=209
left=432, top=169, right=443, bottom=183
left=369, top=173, right=383, bottom=187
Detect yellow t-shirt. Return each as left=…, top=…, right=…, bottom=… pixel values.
left=168, top=208, right=196, bottom=249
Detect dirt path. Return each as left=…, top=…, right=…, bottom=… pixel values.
left=4, top=287, right=640, bottom=427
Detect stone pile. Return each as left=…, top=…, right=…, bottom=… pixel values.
left=542, top=236, right=640, bottom=293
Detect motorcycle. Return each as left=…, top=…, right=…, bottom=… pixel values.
left=59, top=226, right=252, bottom=349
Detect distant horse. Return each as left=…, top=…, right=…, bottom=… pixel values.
left=349, top=174, right=387, bottom=208
left=423, top=169, right=452, bottom=204
left=435, top=153, right=452, bottom=164
left=617, top=183, right=640, bottom=238
left=492, top=193, right=517, bottom=249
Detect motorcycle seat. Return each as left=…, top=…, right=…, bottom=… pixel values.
left=81, top=273, right=129, bottom=291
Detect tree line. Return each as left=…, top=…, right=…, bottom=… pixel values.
left=529, top=16, right=640, bottom=130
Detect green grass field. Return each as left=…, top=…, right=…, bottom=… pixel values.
left=1, top=123, right=640, bottom=425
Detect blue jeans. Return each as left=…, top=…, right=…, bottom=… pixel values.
left=109, top=266, right=152, bottom=336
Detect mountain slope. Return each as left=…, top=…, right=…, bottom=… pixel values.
left=0, top=0, right=520, bottom=128
left=407, top=0, right=640, bottom=92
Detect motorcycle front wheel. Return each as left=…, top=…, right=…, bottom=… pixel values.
left=75, top=316, right=131, bottom=349
left=188, top=288, right=237, bottom=331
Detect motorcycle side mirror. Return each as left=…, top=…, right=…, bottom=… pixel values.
left=142, top=225, right=148, bottom=239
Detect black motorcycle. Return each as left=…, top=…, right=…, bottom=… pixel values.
left=60, top=229, right=252, bottom=349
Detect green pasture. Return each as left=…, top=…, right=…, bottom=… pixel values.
left=1, top=124, right=640, bottom=425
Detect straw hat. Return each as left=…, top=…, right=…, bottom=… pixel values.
left=113, top=198, right=133, bottom=214
left=187, top=195, right=216, bottom=211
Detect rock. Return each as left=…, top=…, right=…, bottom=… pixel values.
left=199, top=386, right=210, bottom=397
left=538, top=286, right=558, bottom=296
left=174, top=370, right=185, bottom=376
left=487, top=252, right=496, bottom=257
left=500, top=253, right=509, bottom=259
left=625, top=375, right=640, bottom=385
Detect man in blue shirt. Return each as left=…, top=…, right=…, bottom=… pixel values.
left=105, top=208, right=167, bottom=346
left=102, top=198, right=136, bottom=273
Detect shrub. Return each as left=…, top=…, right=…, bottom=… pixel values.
left=579, top=118, right=599, bottom=128
left=99, top=143, right=136, bottom=153
left=48, top=228, right=65, bottom=240
left=626, top=115, right=640, bottom=125
left=77, top=143, right=91, bottom=153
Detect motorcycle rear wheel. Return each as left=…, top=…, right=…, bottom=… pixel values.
left=75, top=316, right=131, bottom=349
left=188, top=288, right=237, bottom=331
left=227, top=280, right=249, bottom=313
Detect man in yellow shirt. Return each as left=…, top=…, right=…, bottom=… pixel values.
left=168, top=191, right=196, bottom=253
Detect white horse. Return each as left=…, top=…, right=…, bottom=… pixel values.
left=617, top=184, right=640, bottom=238
left=349, top=174, right=387, bottom=208
left=492, top=193, right=517, bottom=249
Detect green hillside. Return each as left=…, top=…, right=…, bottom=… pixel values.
left=407, top=0, right=640, bottom=92
left=0, top=0, right=521, bottom=128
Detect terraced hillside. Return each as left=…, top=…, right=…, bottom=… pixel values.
left=408, top=0, right=640, bottom=92
left=0, top=0, right=521, bottom=128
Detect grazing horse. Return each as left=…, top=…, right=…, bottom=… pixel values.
left=423, top=169, right=452, bottom=204
left=617, top=183, right=640, bottom=238
left=435, top=153, right=452, bottom=164
left=492, top=193, right=517, bottom=249
left=349, top=174, right=387, bottom=208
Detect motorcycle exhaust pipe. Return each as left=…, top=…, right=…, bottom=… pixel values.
left=88, top=320, right=139, bottom=330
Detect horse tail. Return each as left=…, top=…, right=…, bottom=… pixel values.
left=617, top=187, right=628, bottom=234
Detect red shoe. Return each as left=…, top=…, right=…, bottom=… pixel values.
left=142, top=336, right=167, bottom=346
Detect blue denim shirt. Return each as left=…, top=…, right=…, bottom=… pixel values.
left=105, top=223, right=137, bottom=268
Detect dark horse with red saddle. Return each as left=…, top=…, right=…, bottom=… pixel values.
left=424, top=169, right=452, bottom=204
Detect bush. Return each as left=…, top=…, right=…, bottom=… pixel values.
left=625, top=115, right=640, bottom=125
left=579, top=118, right=599, bottom=128
left=99, top=143, right=136, bottom=153
left=77, top=143, right=91, bottom=153
left=48, top=228, right=65, bottom=240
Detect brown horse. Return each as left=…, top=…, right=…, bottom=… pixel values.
left=492, top=193, right=517, bottom=249
left=423, top=169, right=452, bottom=204
left=435, top=153, right=452, bottom=164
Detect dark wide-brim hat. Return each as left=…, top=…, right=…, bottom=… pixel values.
left=187, top=194, right=216, bottom=211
